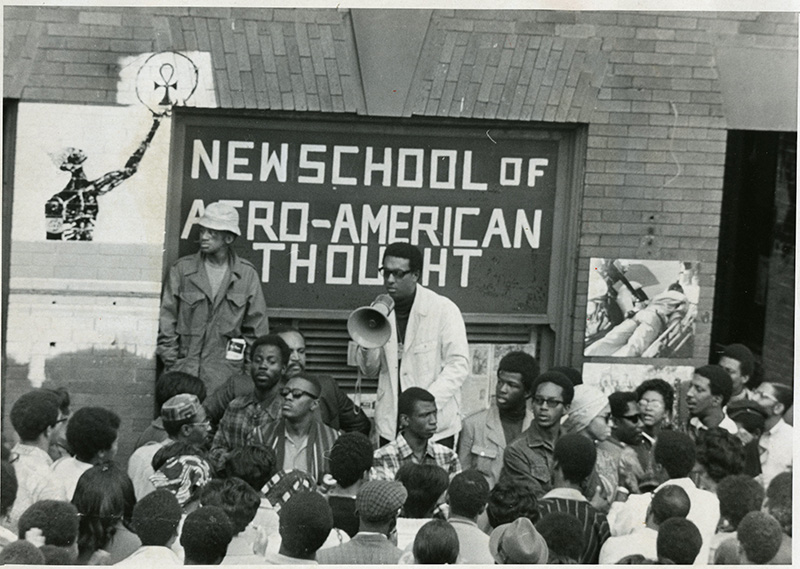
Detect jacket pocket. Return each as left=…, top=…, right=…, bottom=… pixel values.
left=176, top=291, right=206, bottom=334
left=470, top=444, right=498, bottom=476
left=219, top=292, right=248, bottom=335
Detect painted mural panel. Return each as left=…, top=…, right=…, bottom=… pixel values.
left=583, top=258, right=700, bottom=358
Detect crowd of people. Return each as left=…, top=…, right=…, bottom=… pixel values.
left=0, top=204, right=793, bottom=564
left=1, top=339, right=793, bottom=565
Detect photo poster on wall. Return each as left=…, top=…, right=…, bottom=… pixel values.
left=582, top=362, right=696, bottom=429
left=462, top=343, right=537, bottom=418
left=583, top=258, right=700, bottom=359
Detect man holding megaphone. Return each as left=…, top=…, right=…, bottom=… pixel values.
left=353, top=243, right=470, bottom=448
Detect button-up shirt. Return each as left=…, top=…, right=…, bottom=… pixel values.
left=758, top=418, right=793, bottom=489
left=370, top=433, right=461, bottom=481
left=499, top=422, right=560, bottom=499
left=7, top=443, right=65, bottom=529
left=208, top=391, right=281, bottom=470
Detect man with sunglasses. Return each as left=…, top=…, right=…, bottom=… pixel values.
left=255, top=375, right=339, bottom=485
left=499, top=371, right=574, bottom=499
left=607, top=391, right=647, bottom=493
left=355, top=242, right=469, bottom=448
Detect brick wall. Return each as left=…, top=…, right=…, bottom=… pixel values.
left=3, top=8, right=796, bottom=462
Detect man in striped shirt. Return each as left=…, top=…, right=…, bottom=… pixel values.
left=537, top=433, right=610, bottom=564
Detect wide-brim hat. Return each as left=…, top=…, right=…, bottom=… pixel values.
left=489, top=517, right=548, bottom=564
left=197, top=202, right=241, bottom=236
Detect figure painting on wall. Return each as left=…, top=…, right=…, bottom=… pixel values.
left=584, top=259, right=699, bottom=359
left=44, top=115, right=162, bottom=241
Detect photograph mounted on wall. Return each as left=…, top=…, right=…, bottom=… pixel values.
left=584, top=258, right=699, bottom=358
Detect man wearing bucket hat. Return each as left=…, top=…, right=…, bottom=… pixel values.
left=157, top=201, right=269, bottom=394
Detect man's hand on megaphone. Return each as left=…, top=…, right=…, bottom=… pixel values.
left=371, top=294, right=395, bottom=317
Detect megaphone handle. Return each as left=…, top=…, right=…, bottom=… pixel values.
left=354, top=368, right=362, bottom=413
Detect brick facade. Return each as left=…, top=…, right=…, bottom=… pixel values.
left=3, top=8, right=796, bottom=462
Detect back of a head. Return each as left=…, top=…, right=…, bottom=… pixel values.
left=654, top=431, right=696, bottom=479
left=1, top=459, right=18, bottom=518
left=486, top=476, right=540, bottom=529
left=498, top=351, right=540, bottom=392
left=156, top=371, right=207, bottom=408
left=66, top=407, right=120, bottom=463
left=180, top=506, right=234, bottom=565
left=535, top=512, right=584, bottom=563
left=279, top=491, right=333, bottom=558
left=0, top=539, right=46, bottom=564
left=73, top=462, right=136, bottom=553
left=695, top=427, right=745, bottom=483
left=328, top=432, right=374, bottom=488
left=548, top=366, right=582, bottom=387
left=554, top=433, right=596, bottom=485
left=765, top=471, right=792, bottom=535
left=397, top=387, right=435, bottom=419
left=413, top=519, right=459, bottom=564
left=223, top=445, right=277, bottom=493
left=40, top=544, right=76, bottom=565
left=395, top=463, right=449, bottom=518
left=716, top=474, right=764, bottom=530
left=737, top=511, right=783, bottom=564
left=657, top=518, right=702, bottom=565
left=18, top=500, right=79, bottom=548
left=131, top=489, right=182, bottom=546
left=447, top=469, right=489, bottom=519
left=650, top=484, right=691, bottom=525
left=199, top=477, right=260, bottom=535
left=10, top=389, right=60, bottom=442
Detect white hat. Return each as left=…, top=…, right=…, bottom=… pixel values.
left=197, top=202, right=240, bottom=236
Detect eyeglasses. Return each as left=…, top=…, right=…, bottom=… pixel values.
left=280, top=388, right=317, bottom=400
left=532, top=397, right=564, bottom=409
left=638, top=398, right=664, bottom=409
left=379, top=266, right=413, bottom=279
left=190, top=420, right=211, bottom=428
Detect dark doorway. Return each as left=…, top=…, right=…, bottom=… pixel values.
left=711, top=131, right=796, bottom=383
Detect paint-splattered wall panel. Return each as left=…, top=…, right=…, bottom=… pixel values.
left=4, top=103, right=171, bottom=463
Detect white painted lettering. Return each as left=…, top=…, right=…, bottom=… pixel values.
left=514, top=209, right=542, bottom=248
left=226, top=141, right=253, bottom=181
left=191, top=139, right=219, bottom=179
left=298, top=144, right=327, bottom=184
left=397, top=149, right=424, bottom=188
left=500, top=157, right=522, bottom=186
left=259, top=143, right=288, bottom=182
left=247, top=201, right=278, bottom=241
left=453, top=207, right=480, bottom=247
left=331, top=204, right=360, bottom=244
left=454, top=248, right=483, bottom=287
left=527, top=158, right=548, bottom=187
left=423, top=248, right=447, bottom=288
left=430, top=150, right=457, bottom=189
left=279, top=202, right=309, bottom=242
left=462, top=151, right=487, bottom=190
left=332, top=146, right=359, bottom=186
left=253, top=242, right=286, bottom=282
left=364, top=147, right=392, bottom=186
left=289, top=244, right=317, bottom=283
left=388, top=205, right=412, bottom=243
left=482, top=208, right=512, bottom=248
left=361, top=204, right=389, bottom=244
left=326, top=245, right=354, bottom=285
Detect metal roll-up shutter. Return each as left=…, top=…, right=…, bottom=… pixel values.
left=271, top=317, right=541, bottom=393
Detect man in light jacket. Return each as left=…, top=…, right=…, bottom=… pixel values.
left=356, top=242, right=469, bottom=448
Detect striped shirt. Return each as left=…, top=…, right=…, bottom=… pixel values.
left=537, top=487, right=610, bottom=564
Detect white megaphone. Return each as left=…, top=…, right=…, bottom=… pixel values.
left=347, top=294, right=395, bottom=349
